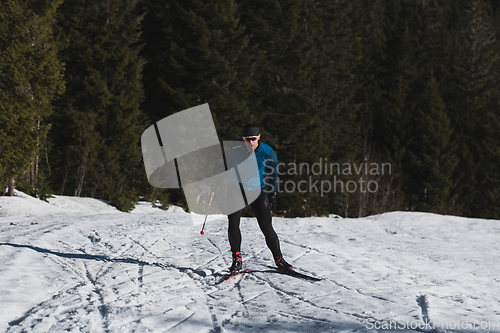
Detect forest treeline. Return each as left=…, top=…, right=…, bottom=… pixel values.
left=1, top=0, right=500, bottom=218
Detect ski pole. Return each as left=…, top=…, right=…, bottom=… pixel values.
left=200, top=190, right=215, bottom=235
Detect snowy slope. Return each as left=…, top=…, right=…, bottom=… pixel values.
left=1, top=192, right=499, bottom=332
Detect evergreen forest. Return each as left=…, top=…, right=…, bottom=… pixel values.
left=1, top=0, right=500, bottom=219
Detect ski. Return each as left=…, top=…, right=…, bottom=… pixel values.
left=266, top=265, right=322, bottom=282
left=215, top=269, right=250, bottom=285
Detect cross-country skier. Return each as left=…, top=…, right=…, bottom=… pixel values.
left=227, top=124, right=292, bottom=274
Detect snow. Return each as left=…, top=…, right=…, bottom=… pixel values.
left=1, top=191, right=499, bottom=332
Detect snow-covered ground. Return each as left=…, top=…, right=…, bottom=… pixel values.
left=1, top=191, right=499, bottom=333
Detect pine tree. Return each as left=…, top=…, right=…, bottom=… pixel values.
left=240, top=0, right=322, bottom=216
left=358, top=0, right=462, bottom=215
left=394, top=0, right=460, bottom=213
left=370, top=1, right=418, bottom=215
left=446, top=0, right=499, bottom=217
left=406, top=76, right=457, bottom=213
left=354, top=0, right=409, bottom=216
left=237, top=0, right=362, bottom=217
left=50, top=0, right=146, bottom=210
left=487, top=0, right=500, bottom=218
left=0, top=0, right=65, bottom=196
left=138, top=0, right=257, bottom=209
left=140, top=0, right=254, bottom=139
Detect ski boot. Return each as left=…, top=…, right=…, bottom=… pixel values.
left=275, top=256, right=292, bottom=273
left=229, top=251, right=242, bottom=274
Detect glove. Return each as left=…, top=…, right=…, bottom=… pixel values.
left=268, top=192, right=277, bottom=211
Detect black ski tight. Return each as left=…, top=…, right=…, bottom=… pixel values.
left=228, top=190, right=282, bottom=258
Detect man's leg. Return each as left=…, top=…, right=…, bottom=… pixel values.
left=228, top=208, right=243, bottom=254
left=250, top=191, right=282, bottom=258
left=228, top=208, right=243, bottom=272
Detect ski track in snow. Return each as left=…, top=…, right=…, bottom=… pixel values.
left=1, top=194, right=500, bottom=332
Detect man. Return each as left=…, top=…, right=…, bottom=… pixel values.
left=227, top=124, right=292, bottom=274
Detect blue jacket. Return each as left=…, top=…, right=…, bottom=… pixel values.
left=232, top=139, right=279, bottom=193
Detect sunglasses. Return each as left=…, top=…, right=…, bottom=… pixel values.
left=242, top=136, right=259, bottom=142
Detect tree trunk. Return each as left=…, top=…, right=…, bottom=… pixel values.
left=7, top=178, right=15, bottom=196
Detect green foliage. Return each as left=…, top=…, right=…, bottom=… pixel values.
left=445, top=0, right=500, bottom=217
left=236, top=0, right=363, bottom=217
left=406, top=76, right=457, bottom=213
left=0, top=0, right=65, bottom=196
left=140, top=0, right=254, bottom=139
left=2, top=0, right=500, bottom=218
left=49, top=0, right=146, bottom=210
left=110, top=193, right=136, bottom=213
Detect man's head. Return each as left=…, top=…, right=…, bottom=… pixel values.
left=242, top=124, right=260, bottom=152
